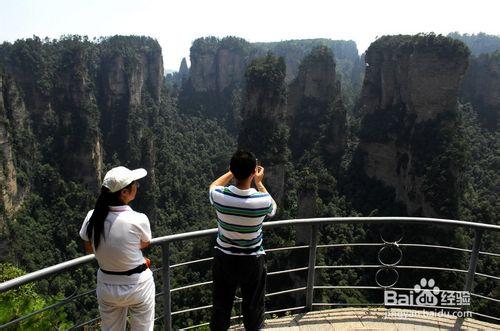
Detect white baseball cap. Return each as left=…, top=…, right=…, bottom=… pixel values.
left=102, top=166, right=147, bottom=192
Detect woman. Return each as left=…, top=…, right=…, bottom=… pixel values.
left=79, top=166, right=155, bottom=331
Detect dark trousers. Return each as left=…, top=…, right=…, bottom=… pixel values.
left=210, top=249, right=266, bottom=331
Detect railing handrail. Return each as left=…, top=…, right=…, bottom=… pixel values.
left=261, top=216, right=500, bottom=231
left=1, top=216, right=499, bottom=294
left=0, top=255, right=95, bottom=293
left=151, top=217, right=500, bottom=245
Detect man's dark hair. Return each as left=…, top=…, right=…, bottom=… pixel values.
left=230, top=150, right=256, bottom=180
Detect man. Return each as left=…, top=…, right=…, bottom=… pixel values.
left=209, top=150, right=277, bottom=331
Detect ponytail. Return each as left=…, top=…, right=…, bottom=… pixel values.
left=86, top=182, right=135, bottom=250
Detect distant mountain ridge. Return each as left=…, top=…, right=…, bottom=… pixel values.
left=448, top=32, right=500, bottom=55
left=179, top=36, right=363, bottom=92
left=176, top=36, right=363, bottom=132
left=449, top=33, right=500, bottom=130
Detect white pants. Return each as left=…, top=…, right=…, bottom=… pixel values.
left=96, top=277, right=155, bottom=331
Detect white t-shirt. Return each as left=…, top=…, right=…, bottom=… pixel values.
left=80, top=205, right=153, bottom=285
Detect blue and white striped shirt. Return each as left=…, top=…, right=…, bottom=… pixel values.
left=209, top=185, right=277, bottom=255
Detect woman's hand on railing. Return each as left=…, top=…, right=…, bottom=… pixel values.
left=84, top=241, right=93, bottom=254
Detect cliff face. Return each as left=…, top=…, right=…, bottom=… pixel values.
left=177, top=57, right=189, bottom=85
left=187, top=37, right=250, bottom=93
left=0, top=74, right=19, bottom=217
left=254, top=39, right=363, bottom=88
left=285, top=47, right=348, bottom=249
left=183, top=37, right=362, bottom=125
left=187, top=37, right=362, bottom=91
left=0, top=36, right=163, bottom=222
left=216, top=46, right=248, bottom=93
left=447, top=33, right=500, bottom=130
left=461, top=52, right=500, bottom=130
left=288, top=46, right=346, bottom=171
left=51, top=40, right=102, bottom=187
left=235, top=46, right=348, bottom=212
left=189, top=37, right=218, bottom=92
left=98, top=37, right=163, bottom=163
left=238, top=54, right=289, bottom=203
left=352, top=35, right=469, bottom=217
left=0, top=38, right=101, bottom=194
left=0, top=63, right=38, bottom=218
left=178, top=37, right=249, bottom=130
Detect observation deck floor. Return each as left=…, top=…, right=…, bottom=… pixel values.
left=233, top=308, right=499, bottom=330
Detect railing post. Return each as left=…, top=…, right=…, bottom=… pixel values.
left=454, top=228, right=483, bottom=328
left=464, top=228, right=483, bottom=296
left=305, top=224, right=318, bottom=311
left=161, top=243, right=172, bottom=331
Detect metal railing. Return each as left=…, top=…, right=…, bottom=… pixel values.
left=1, top=217, right=499, bottom=330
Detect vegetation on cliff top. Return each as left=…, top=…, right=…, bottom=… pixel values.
left=244, top=52, right=287, bottom=99
left=368, top=33, right=470, bottom=58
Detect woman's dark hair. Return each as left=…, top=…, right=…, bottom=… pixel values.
left=230, top=150, right=256, bottom=180
left=86, top=182, right=134, bottom=249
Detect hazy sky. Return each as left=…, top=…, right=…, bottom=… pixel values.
left=1, top=0, right=499, bottom=71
